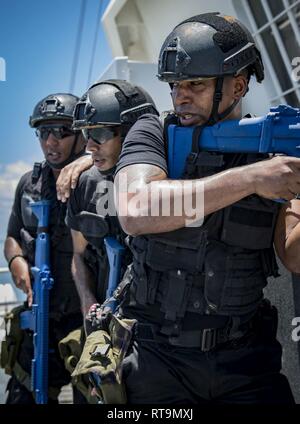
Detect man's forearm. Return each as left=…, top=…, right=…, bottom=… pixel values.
left=276, top=222, right=300, bottom=274
left=120, top=165, right=254, bottom=235
left=72, top=253, right=98, bottom=316
left=4, top=236, right=24, bottom=263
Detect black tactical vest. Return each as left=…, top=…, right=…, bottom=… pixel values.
left=20, top=162, right=81, bottom=319
left=123, top=149, right=280, bottom=333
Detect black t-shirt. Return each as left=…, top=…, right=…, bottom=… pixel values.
left=66, top=165, right=116, bottom=249
left=7, top=163, right=81, bottom=318
left=116, top=114, right=167, bottom=175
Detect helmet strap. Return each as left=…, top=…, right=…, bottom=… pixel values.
left=207, top=76, right=240, bottom=126
left=181, top=76, right=240, bottom=178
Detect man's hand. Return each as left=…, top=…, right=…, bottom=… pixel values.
left=10, top=257, right=33, bottom=306
left=84, top=303, right=112, bottom=336
left=56, top=154, right=93, bottom=202
left=249, top=156, right=300, bottom=201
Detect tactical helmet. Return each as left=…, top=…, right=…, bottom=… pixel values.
left=29, top=93, right=79, bottom=128
left=158, top=13, right=264, bottom=125
left=29, top=93, right=85, bottom=169
left=73, top=79, right=159, bottom=134
left=158, top=12, right=264, bottom=83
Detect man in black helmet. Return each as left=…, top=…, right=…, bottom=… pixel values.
left=3, top=93, right=88, bottom=403
left=114, top=13, right=300, bottom=404
left=58, top=80, right=158, bottom=403
left=66, top=79, right=158, bottom=335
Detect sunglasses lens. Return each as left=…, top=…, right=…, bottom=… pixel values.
left=82, top=127, right=118, bottom=145
left=36, top=128, right=50, bottom=141
left=53, top=126, right=74, bottom=139
left=36, top=125, right=74, bottom=141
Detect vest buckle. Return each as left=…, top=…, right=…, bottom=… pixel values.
left=201, top=328, right=217, bottom=352
left=187, top=152, right=198, bottom=165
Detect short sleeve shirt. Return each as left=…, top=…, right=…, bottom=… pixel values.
left=66, top=166, right=115, bottom=249
left=115, top=114, right=167, bottom=175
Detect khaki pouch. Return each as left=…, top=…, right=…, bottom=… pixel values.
left=58, top=326, right=97, bottom=404
left=72, top=315, right=136, bottom=404
left=0, top=304, right=26, bottom=375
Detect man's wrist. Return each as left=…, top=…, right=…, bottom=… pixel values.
left=233, top=164, right=257, bottom=197
left=8, top=254, right=25, bottom=271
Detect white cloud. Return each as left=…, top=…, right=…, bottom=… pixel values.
left=0, top=160, right=31, bottom=201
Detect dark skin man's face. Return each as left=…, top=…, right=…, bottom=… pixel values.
left=38, top=120, right=78, bottom=166
left=171, top=75, right=247, bottom=126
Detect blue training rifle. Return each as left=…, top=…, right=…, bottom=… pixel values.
left=20, top=200, right=54, bottom=404
left=167, top=104, right=300, bottom=179
left=103, top=236, right=125, bottom=313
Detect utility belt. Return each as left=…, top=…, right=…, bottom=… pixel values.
left=133, top=298, right=278, bottom=351
left=134, top=319, right=247, bottom=351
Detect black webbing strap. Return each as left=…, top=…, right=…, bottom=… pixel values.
left=182, top=124, right=205, bottom=178
left=135, top=317, right=252, bottom=351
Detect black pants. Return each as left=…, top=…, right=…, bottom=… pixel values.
left=5, top=313, right=87, bottom=404
left=122, top=333, right=295, bottom=404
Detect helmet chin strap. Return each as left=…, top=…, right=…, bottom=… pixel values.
left=206, top=76, right=240, bottom=126
left=46, top=133, right=86, bottom=170
left=182, top=76, right=241, bottom=179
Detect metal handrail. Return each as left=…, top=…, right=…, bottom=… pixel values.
left=0, top=267, right=9, bottom=273
left=0, top=301, right=22, bottom=318
left=0, top=267, right=25, bottom=305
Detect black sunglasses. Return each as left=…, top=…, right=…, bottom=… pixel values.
left=36, top=124, right=75, bottom=141
left=82, top=126, right=119, bottom=145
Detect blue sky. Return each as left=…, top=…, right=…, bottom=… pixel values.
left=0, top=0, right=112, bottom=265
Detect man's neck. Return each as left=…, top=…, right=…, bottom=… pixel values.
left=224, top=101, right=243, bottom=121
left=51, top=168, right=60, bottom=181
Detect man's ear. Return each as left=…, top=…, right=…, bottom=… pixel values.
left=233, top=74, right=248, bottom=99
